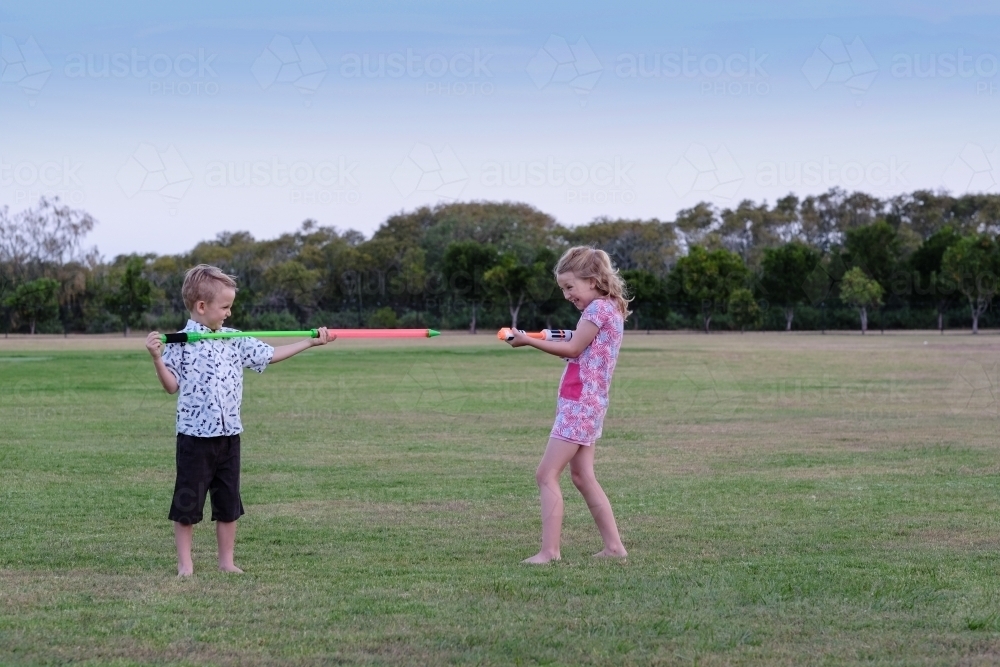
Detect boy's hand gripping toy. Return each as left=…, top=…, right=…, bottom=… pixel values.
left=497, top=328, right=573, bottom=342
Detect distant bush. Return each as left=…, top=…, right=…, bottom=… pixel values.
left=252, top=311, right=300, bottom=330
left=367, top=307, right=398, bottom=328
left=307, top=310, right=362, bottom=328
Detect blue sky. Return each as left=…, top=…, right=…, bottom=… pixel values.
left=1, top=1, right=999, bottom=257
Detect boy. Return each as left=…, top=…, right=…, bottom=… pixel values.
left=144, top=264, right=333, bottom=576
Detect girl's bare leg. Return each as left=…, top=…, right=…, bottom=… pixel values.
left=523, top=438, right=581, bottom=564
left=570, top=444, right=627, bottom=558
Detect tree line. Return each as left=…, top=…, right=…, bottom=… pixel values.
left=4, top=188, right=1000, bottom=336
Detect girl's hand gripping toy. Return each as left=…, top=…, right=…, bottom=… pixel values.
left=497, top=328, right=573, bottom=342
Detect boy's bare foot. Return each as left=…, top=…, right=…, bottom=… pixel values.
left=522, top=552, right=560, bottom=564
left=219, top=564, right=244, bottom=573
left=177, top=565, right=193, bottom=577
left=593, top=547, right=627, bottom=559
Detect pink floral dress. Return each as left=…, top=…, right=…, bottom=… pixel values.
left=550, top=298, right=624, bottom=446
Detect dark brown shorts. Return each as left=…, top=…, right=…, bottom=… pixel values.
left=168, top=433, right=245, bottom=525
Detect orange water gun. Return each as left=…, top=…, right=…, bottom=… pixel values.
left=497, top=328, right=573, bottom=342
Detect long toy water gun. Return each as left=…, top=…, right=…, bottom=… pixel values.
left=160, top=329, right=439, bottom=344
left=497, top=328, right=573, bottom=342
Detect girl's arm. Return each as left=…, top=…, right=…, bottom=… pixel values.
left=507, top=320, right=599, bottom=359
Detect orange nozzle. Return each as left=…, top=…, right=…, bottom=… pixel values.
left=498, top=328, right=545, bottom=340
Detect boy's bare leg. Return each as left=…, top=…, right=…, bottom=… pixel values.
left=523, top=438, right=581, bottom=564
left=569, top=444, right=627, bottom=558
left=216, top=521, right=243, bottom=573
left=174, top=522, right=194, bottom=576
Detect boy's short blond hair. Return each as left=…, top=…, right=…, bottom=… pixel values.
left=181, top=264, right=238, bottom=311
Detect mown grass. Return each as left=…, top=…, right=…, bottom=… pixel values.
left=3, top=332, right=1000, bottom=665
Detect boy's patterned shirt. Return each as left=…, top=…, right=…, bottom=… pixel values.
left=160, top=320, right=274, bottom=437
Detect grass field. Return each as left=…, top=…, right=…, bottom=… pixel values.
left=3, top=330, right=1000, bottom=666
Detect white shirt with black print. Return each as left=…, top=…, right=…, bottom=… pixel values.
left=161, top=319, right=274, bottom=437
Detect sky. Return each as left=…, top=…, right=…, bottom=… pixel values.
left=1, top=0, right=999, bottom=258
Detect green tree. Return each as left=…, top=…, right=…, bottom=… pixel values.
left=4, top=277, right=60, bottom=334
left=839, top=267, right=884, bottom=334
left=727, top=288, right=761, bottom=333
left=799, top=188, right=884, bottom=252
left=759, top=242, right=821, bottom=331
left=622, top=269, right=667, bottom=331
left=105, top=256, right=152, bottom=336
left=716, top=199, right=788, bottom=267
left=843, top=220, right=903, bottom=294
left=418, top=201, right=562, bottom=271
left=528, top=246, right=564, bottom=330
left=941, top=234, right=1000, bottom=334
left=263, top=260, right=322, bottom=325
left=441, top=240, right=497, bottom=333
left=482, top=250, right=554, bottom=329
left=668, top=246, right=748, bottom=333
left=483, top=253, right=532, bottom=329
left=566, top=218, right=678, bottom=274
left=906, top=226, right=961, bottom=333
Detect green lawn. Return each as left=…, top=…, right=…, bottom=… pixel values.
left=3, top=332, right=1000, bottom=666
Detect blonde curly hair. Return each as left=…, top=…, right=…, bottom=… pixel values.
left=554, top=246, right=632, bottom=318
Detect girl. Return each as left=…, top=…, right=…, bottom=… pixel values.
left=507, top=246, right=630, bottom=564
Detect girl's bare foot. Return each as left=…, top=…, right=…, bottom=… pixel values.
left=219, top=564, right=244, bottom=573
left=522, top=552, right=560, bottom=564
left=593, top=547, right=627, bottom=559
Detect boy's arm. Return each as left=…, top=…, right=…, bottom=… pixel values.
left=507, top=320, right=599, bottom=359
left=269, top=327, right=335, bottom=364
left=145, top=331, right=179, bottom=394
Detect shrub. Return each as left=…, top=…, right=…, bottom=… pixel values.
left=367, top=307, right=398, bottom=328
left=252, top=310, right=300, bottom=330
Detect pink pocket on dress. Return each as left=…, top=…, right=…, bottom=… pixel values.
left=559, top=362, right=583, bottom=401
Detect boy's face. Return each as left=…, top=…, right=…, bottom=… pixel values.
left=192, top=287, right=236, bottom=331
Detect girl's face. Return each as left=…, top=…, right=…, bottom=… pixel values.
left=557, top=271, right=601, bottom=311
